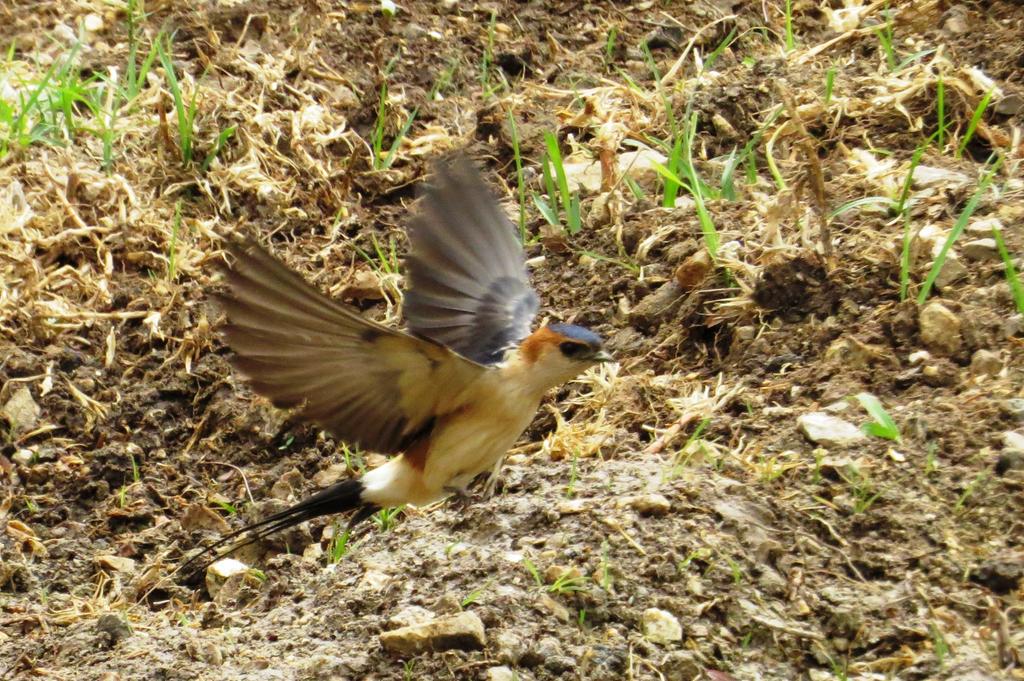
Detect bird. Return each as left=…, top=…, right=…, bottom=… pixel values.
left=182, top=156, right=610, bottom=571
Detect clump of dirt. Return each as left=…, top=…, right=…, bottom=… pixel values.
left=752, top=252, right=838, bottom=319
left=2, top=1, right=1023, bottom=680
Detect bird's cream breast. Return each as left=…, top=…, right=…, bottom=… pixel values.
left=361, top=366, right=545, bottom=508
left=418, top=376, right=539, bottom=493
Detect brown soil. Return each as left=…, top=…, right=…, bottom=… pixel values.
left=2, top=1, right=1023, bottom=680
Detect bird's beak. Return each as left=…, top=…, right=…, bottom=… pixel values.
left=593, top=349, right=613, bottom=364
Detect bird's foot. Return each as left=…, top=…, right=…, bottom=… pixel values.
left=480, top=471, right=502, bottom=499
left=444, top=484, right=473, bottom=499
left=444, top=483, right=475, bottom=514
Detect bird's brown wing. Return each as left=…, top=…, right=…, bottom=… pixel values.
left=403, top=156, right=539, bottom=365
left=216, top=240, right=486, bottom=454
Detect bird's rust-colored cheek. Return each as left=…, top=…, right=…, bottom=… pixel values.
left=519, top=327, right=564, bottom=364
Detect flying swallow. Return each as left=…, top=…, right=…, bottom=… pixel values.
left=184, top=156, right=610, bottom=570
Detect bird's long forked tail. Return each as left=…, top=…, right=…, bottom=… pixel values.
left=177, top=478, right=379, bottom=579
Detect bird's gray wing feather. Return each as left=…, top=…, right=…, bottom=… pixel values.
left=217, top=240, right=485, bottom=454
left=403, top=157, right=538, bottom=365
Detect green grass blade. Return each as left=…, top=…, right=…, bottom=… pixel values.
left=936, top=74, right=945, bottom=150
left=543, top=131, right=581, bottom=234
left=899, top=214, right=914, bottom=301
left=992, top=227, right=1024, bottom=314
left=507, top=110, right=527, bottom=242
left=828, top=196, right=894, bottom=220
left=824, top=65, right=836, bottom=105
left=383, top=106, right=418, bottom=169
left=157, top=35, right=194, bottom=165
left=662, top=134, right=684, bottom=208
left=650, top=155, right=718, bottom=260
left=784, top=0, right=795, bottom=51
left=895, top=48, right=935, bottom=73
left=917, top=155, right=1003, bottom=303
left=371, top=81, right=387, bottom=169
left=4, top=56, right=62, bottom=155
left=532, top=192, right=559, bottom=227
left=856, top=392, right=900, bottom=441
left=956, top=89, right=993, bottom=158
left=704, top=28, right=736, bottom=72
left=893, top=132, right=938, bottom=216
left=720, top=147, right=740, bottom=201
left=624, top=175, right=644, bottom=200
left=202, top=124, right=237, bottom=172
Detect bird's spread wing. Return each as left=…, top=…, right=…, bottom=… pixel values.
left=216, top=240, right=486, bottom=454
left=403, top=157, right=539, bottom=365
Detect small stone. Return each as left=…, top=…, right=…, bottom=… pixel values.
left=995, top=451, right=1024, bottom=475
left=525, top=637, right=562, bottom=668
left=919, top=302, right=962, bottom=355
left=359, top=569, right=391, bottom=591
left=932, top=252, right=968, bottom=290
left=485, top=666, right=516, bottom=681
left=557, top=498, right=588, bottom=515
left=735, top=325, right=756, bottom=341
left=329, top=84, right=359, bottom=108
left=545, top=655, right=576, bottom=674
left=1003, top=314, right=1022, bottom=339
left=312, top=463, right=349, bottom=487
left=205, top=558, right=249, bottom=599
left=387, top=606, right=435, bottom=630
left=1000, top=398, right=1024, bottom=421
left=970, top=349, right=1002, bottom=377
left=1, top=386, right=41, bottom=435
left=661, top=650, right=702, bottom=678
left=643, top=607, right=683, bottom=644
left=630, top=281, right=685, bottom=330
left=962, top=238, right=999, bottom=261
left=674, top=250, right=713, bottom=291
left=11, top=449, right=33, bottom=466
left=270, top=468, right=304, bottom=500
left=95, top=614, right=131, bottom=646
left=379, top=611, right=485, bottom=655
left=913, top=165, right=970, bottom=190
left=433, top=593, right=462, bottom=614
left=536, top=594, right=571, bottom=623
left=824, top=337, right=882, bottom=368
left=908, top=350, right=932, bottom=364
left=994, top=93, right=1024, bottom=116
left=493, top=630, right=526, bottom=665
left=970, top=555, right=1024, bottom=594
left=83, top=13, right=104, bottom=32
left=399, top=22, right=428, bottom=40
left=544, top=564, right=582, bottom=584
left=180, top=503, right=231, bottom=533
left=95, top=555, right=137, bottom=574
left=625, top=493, right=671, bottom=515
left=187, top=639, right=224, bottom=665
left=341, top=268, right=385, bottom=302
left=1002, top=431, right=1024, bottom=452
left=797, top=413, right=866, bottom=447
left=942, top=12, right=968, bottom=34
left=967, top=216, right=1004, bottom=236
left=922, top=362, right=958, bottom=387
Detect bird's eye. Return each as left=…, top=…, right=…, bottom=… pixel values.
left=559, top=342, right=587, bottom=358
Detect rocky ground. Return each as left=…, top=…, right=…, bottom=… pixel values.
left=1, top=0, right=1023, bottom=679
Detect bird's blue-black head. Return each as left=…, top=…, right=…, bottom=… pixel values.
left=547, top=323, right=606, bottom=361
